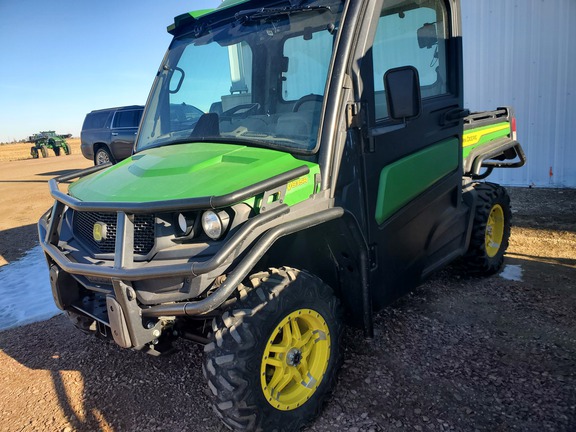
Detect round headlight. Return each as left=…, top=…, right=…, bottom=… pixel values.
left=202, top=210, right=230, bottom=240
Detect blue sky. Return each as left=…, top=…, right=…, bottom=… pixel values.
left=0, top=0, right=221, bottom=143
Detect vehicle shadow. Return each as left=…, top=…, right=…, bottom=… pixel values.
left=507, top=187, right=576, bottom=233
left=0, top=170, right=81, bottom=183
left=38, top=169, right=84, bottom=177
left=0, top=224, right=40, bottom=265
left=0, top=180, right=52, bottom=184
left=0, top=315, right=226, bottom=431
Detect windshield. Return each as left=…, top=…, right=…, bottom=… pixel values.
left=137, top=0, right=344, bottom=154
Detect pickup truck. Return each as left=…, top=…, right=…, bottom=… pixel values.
left=39, top=0, right=525, bottom=430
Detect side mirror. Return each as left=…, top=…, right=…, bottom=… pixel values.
left=384, top=66, right=422, bottom=121
left=417, top=23, right=438, bottom=49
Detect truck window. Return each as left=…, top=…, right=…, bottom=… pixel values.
left=372, top=0, right=448, bottom=120
left=83, top=111, right=110, bottom=130
left=169, top=42, right=253, bottom=114
left=282, top=30, right=333, bottom=101
left=112, top=110, right=143, bottom=129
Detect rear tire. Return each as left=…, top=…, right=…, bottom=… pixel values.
left=53, top=146, right=61, bottom=156
left=94, top=147, right=113, bottom=165
left=31, top=147, right=38, bottom=158
left=40, top=146, right=48, bottom=158
left=203, top=267, right=343, bottom=432
left=463, top=182, right=511, bottom=275
left=63, top=144, right=71, bottom=155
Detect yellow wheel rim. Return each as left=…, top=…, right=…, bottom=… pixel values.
left=260, top=309, right=331, bottom=411
left=485, top=204, right=505, bottom=258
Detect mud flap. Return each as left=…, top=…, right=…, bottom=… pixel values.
left=110, top=279, right=164, bottom=350
left=106, top=296, right=132, bottom=348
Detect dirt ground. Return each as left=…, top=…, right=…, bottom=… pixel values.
left=0, top=151, right=574, bottom=432
left=0, top=139, right=91, bottom=266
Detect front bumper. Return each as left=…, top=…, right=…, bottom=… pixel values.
left=39, top=164, right=341, bottom=349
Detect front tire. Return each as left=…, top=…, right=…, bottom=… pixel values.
left=40, top=146, right=48, bottom=158
left=203, top=267, right=343, bottom=432
left=463, top=182, right=511, bottom=275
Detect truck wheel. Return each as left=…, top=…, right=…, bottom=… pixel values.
left=31, top=147, right=38, bottom=158
left=464, top=183, right=511, bottom=275
left=203, top=267, right=343, bottom=432
left=94, top=147, right=113, bottom=165
left=40, top=146, right=48, bottom=158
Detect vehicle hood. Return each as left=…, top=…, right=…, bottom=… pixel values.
left=68, top=143, right=318, bottom=203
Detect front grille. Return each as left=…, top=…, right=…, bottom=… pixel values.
left=73, top=211, right=155, bottom=255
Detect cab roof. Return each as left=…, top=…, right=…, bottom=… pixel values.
left=167, top=0, right=252, bottom=35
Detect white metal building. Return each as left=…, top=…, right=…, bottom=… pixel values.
left=461, top=0, right=576, bottom=187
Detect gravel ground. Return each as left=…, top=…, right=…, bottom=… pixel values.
left=0, top=187, right=575, bottom=432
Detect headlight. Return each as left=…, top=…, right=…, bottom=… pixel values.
left=201, top=210, right=230, bottom=240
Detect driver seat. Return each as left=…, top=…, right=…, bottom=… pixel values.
left=190, top=113, right=220, bottom=138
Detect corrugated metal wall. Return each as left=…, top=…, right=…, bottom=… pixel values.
left=461, top=0, right=576, bottom=187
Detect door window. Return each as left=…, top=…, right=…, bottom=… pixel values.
left=372, top=0, right=449, bottom=120
left=113, top=110, right=143, bottom=129
left=282, top=31, right=333, bottom=101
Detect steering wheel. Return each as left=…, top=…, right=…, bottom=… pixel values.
left=292, top=94, right=323, bottom=112
left=221, top=103, right=261, bottom=118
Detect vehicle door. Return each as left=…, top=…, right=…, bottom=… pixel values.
left=110, top=109, right=143, bottom=160
left=358, top=0, right=468, bottom=307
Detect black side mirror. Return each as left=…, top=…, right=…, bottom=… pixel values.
left=384, top=66, right=422, bottom=121
left=417, top=22, right=438, bottom=49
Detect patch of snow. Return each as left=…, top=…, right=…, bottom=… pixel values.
left=0, top=245, right=61, bottom=331
left=499, top=264, right=523, bottom=282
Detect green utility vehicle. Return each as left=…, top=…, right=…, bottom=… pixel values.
left=39, top=0, right=526, bottom=430
left=29, top=131, right=71, bottom=158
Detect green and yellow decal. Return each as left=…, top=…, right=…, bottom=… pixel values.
left=462, top=122, right=511, bottom=158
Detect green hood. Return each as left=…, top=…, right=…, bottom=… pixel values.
left=69, top=143, right=318, bottom=206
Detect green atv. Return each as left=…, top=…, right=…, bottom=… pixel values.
left=29, top=131, right=71, bottom=158
left=39, top=0, right=526, bottom=431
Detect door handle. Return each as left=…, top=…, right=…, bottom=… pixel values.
left=441, top=108, right=470, bottom=126
left=111, top=132, right=119, bottom=136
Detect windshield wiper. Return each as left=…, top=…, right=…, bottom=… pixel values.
left=235, top=5, right=331, bottom=23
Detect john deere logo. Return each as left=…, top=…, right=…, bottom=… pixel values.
left=93, top=222, right=108, bottom=242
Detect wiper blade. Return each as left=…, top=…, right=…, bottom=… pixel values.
left=235, top=5, right=331, bottom=23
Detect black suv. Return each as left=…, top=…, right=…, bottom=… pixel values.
left=80, top=105, right=144, bottom=165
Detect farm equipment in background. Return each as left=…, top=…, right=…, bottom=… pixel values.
left=28, top=131, right=72, bottom=158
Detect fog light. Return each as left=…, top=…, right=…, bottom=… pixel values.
left=202, top=210, right=230, bottom=240
left=175, top=213, right=193, bottom=235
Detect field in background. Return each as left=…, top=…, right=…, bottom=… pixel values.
left=0, top=138, right=82, bottom=162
